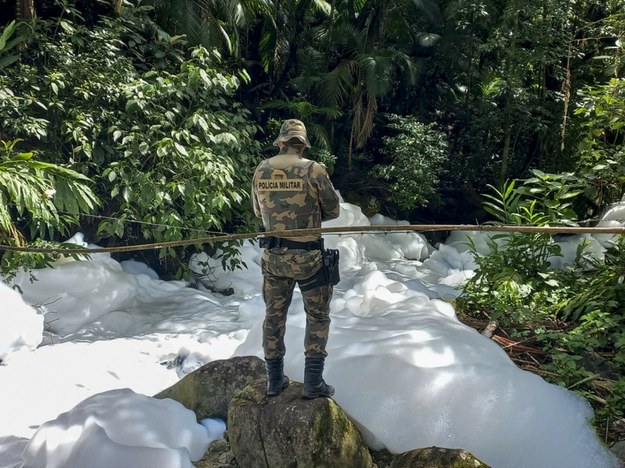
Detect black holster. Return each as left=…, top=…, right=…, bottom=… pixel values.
left=299, top=248, right=340, bottom=292
left=322, top=248, right=340, bottom=286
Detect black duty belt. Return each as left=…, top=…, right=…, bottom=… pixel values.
left=259, top=236, right=323, bottom=251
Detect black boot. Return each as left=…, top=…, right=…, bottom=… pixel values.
left=302, top=357, right=335, bottom=399
left=266, top=358, right=289, bottom=396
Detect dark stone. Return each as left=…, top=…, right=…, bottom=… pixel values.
left=389, top=447, right=490, bottom=468
left=228, top=380, right=374, bottom=468
left=195, top=438, right=238, bottom=468
left=154, top=355, right=265, bottom=420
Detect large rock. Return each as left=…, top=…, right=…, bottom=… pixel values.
left=228, top=380, right=374, bottom=468
left=154, top=356, right=265, bottom=420
left=390, top=447, right=489, bottom=468
left=194, top=439, right=237, bottom=468
left=155, top=357, right=491, bottom=468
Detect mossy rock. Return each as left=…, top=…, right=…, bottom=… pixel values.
left=228, top=380, right=374, bottom=468
left=390, top=447, right=490, bottom=468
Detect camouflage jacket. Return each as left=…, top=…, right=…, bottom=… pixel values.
left=252, top=150, right=340, bottom=241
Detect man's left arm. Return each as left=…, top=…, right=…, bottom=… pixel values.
left=310, top=164, right=340, bottom=221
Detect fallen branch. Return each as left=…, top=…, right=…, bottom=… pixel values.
left=492, top=335, right=547, bottom=355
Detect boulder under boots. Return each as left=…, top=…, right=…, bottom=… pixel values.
left=265, top=357, right=289, bottom=396
left=302, top=357, right=335, bottom=399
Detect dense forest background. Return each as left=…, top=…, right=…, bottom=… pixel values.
left=3, top=0, right=624, bottom=244
left=2, top=0, right=625, bottom=449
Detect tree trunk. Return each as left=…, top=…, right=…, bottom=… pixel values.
left=560, top=41, right=573, bottom=151
left=500, top=110, right=511, bottom=185
left=16, top=0, right=35, bottom=21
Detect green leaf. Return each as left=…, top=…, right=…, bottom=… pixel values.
left=0, top=55, right=19, bottom=70
left=560, top=190, right=583, bottom=199
left=12, top=152, right=33, bottom=161
left=174, top=142, right=188, bottom=156
left=0, top=20, right=17, bottom=51
left=139, top=141, right=149, bottom=155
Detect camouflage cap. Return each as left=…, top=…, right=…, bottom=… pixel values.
left=273, top=119, right=311, bottom=148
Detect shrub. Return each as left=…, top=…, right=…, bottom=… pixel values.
left=371, top=114, right=449, bottom=210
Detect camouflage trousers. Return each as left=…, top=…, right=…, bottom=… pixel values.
left=261, top=248, right=333, bottom=360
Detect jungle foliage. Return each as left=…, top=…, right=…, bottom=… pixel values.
left=2, top=0, right=623, bottom=241
left=1, top=2, right=261, bottom=274
left=1, top=0, right=625, bottom=444
left=457, top=172, right=625, bottom=446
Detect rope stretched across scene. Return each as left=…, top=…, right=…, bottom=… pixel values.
left=1, top=224, right=625, bottom=255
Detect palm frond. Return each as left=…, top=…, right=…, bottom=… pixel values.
left=326, top=22, right=363, bottom=57
left=259, top=26, right=277, bottom=74
left=311, top=0, right=333, bottom=15
left=355, top=52, right=393, bottom=96
left=393, top=50, right=420, bottom=86
left=0, top=152, right=99, bottom=243
left=0, top=189, right=24, bottom=245
left=317, top=59, right=358, bottom=108
left=415, top=32, right=441, bottom=47
left=290, top=74, right=322, bottom=94
left=260, top=99, right=341, bottom=120
left=296, top=47, right=328, bottom=78
left=197, top=17, right=234, bottom=54
left=351, top=0, right=368, bottom=13
left=307, top=122, right=333, bottom=149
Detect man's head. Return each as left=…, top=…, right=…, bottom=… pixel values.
left=273, top=119, right=311, bottom=149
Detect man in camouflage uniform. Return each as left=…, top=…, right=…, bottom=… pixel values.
left=252, top=119, right=340, bottom=399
